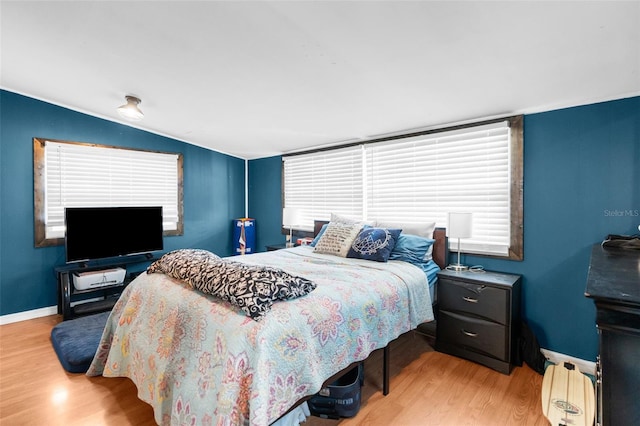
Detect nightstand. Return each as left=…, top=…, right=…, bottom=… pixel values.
left=266, top=243, right=298, bottom=251
left=435, top=268, right=521, bottom=374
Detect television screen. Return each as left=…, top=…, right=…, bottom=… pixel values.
left=65, top=206, right=164, bottom=263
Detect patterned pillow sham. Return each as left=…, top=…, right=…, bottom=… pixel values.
left=147, top=249, right=316, bottom=320
left=347, top=227, right=402, bottom=262
left=313, top=221, right=364, bottom=257
left=146, top=249, right=221, bottom=287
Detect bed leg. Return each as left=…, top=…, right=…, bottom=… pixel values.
left=383, top=344, right=390, bottom=395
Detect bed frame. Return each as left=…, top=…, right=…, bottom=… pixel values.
left=313, top=220, right=448, bottom=395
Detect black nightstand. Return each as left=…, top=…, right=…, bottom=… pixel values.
left=435, top=268, right=521, bottom=374
left=266, top=243, right=296, bottom=251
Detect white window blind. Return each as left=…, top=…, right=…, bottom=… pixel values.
left=283, top=145, right=363, bottom=231
left=283, top=120, right=513, bottom=256
left=365, top=122, right=511, bottom=256
left=43, top=140, right=180, bottom=239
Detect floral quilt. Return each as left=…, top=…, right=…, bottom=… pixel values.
left=87, top=246, right=434, bottom=426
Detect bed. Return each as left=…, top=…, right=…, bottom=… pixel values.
left=87, top=220, right=447, bottom=426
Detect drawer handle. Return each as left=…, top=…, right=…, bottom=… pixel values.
left=461, top=329, right=478, bottom=338
left=463, top=296, right=478, bottom=303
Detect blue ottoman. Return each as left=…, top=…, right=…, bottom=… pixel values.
left=50, top=311, right=110, bottom=373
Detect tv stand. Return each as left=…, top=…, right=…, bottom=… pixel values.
left=56, top=255, right=158, bottom=320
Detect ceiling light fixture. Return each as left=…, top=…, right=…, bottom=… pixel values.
left=117, top=95, right=144, bottom=121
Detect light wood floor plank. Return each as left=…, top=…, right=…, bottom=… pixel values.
left=0, top=316, right=547, bottom=425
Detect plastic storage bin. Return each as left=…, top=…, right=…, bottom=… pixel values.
left=308, top=363, right=364, bottom=419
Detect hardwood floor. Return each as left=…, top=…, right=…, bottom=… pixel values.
left=0, top=315, right=548, bottom=425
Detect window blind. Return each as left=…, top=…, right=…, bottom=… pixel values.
left=44, top=140, right=180, bottom=239
left=283, top=120, right=513, bottom=256
left=365, top=122, right=511, bottom=256
left=283, top=145, right=363, bottom=231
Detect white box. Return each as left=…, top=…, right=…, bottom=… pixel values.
left=72, top=267, right=126, bottom=291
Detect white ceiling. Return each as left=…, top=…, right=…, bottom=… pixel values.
left=2, top=1, right=639, bottom=160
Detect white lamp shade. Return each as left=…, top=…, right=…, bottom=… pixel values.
left=282, top=207, right=301, bottom=227
left=447, top=212, right=472, bottom=239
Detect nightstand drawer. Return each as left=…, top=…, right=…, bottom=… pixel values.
left=438, top=310, right=508, bottom=360
left=438, top=278, right=509, bottom=324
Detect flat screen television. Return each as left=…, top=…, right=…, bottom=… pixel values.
left=65, top=206, right=164, bottom=264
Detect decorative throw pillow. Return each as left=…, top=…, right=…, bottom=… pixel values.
left=189, top=261, right=316, bottom=320
left=347, top=228, right=402, bottom=262
left=146, top=249, right=221, bottom=285
left=389, top=234, right=435, bottom=264
left=313, top=221, right=363, bottom=257
left=148, top=249, right=316, bottom=320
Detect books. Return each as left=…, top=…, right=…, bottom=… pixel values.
left=297, top=237, right=314, bottom=246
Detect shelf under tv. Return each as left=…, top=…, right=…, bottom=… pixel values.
left=55, top=255, right=159, bottom=320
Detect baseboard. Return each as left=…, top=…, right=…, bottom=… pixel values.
left=0, top=297, right=107, bottom=325
left=541, top=348, right=596, bottom=376
left=0, top=306, right=57, bottom=325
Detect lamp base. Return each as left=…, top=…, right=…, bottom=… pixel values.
left=446, top=263, right=469, bottom=272
left=285, top=242, right=295, bottom=248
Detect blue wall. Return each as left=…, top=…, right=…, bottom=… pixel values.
left=247, top=96, right=640, bottom=361
left=248, top=156, right=286, bottom=250
left=2, top=89, right=638, bottom=361
left=470, top=96, right=640, bottom=361
left=0, top=90, right=245, bottom=316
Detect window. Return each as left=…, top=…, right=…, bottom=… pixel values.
left=283, top=116, right=523, bottom=259
left=33, top=138, right=184, bottom=247
left=282, top=145, right=364, bottom=226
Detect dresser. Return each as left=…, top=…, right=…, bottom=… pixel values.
left=435, top=269, right=521, bottom=374
left=585, top=244, right=640, bottom=426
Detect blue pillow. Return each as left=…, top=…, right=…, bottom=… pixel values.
left=310, top=224, right=328, bottom=247
left=389, top=234, right=435, bottom=264
left=347, top=228, right=402, bottom=262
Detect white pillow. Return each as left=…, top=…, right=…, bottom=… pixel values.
left=330, top=213, right=360, bottom=224
left=313, top=221, right=363, bottom=257
left=375, top=221, right=435, bottom=238
left=331, top=213, right=375, bottom=226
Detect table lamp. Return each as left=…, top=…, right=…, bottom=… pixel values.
left=447, top=212, right=472, bottom=271
left=282, top=207, right=301, bottom=248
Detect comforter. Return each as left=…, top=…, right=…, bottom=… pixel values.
left=87, top=246, right=434, bottom=425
